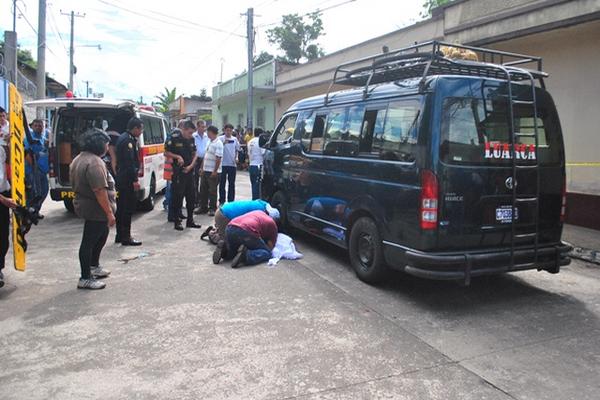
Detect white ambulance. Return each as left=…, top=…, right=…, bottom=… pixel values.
left=26, top=95, right=169, bottom=212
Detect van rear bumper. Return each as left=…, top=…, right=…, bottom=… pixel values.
left=385, top=242, right=572, bottom=283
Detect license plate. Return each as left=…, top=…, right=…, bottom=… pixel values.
left=496, top=206, right=519, bottom=223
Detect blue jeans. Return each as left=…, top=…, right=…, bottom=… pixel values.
left=219, top=166, right=237, bottom=204
left=225, top=225, right=272, bottom=265
left=249, top=165, right=261, bottom=200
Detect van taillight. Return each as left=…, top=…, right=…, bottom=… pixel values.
left=48, top=147, right=56, bottom=178
left=560, top=178, right=567, bottom=222
left=420, top=170, right=438, bottom=230
left=138, top=148, right=144, bottom=177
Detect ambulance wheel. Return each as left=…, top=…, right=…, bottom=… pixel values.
left=64, top=199, right=75, bottom=213
left=139, top=176, right=156, bottom=212
left=349, top=217, right=387, bottom=284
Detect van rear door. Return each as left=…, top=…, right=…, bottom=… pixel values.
left=436, top=78, right=564, bottom=251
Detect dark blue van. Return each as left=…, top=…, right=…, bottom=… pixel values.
left=262, top=41, right=571, bottom=285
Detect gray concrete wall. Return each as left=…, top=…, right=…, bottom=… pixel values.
left=488, top=19, right=600, bottom=195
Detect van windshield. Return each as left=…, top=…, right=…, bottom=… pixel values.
left=440, top=89, right=562, bottom=166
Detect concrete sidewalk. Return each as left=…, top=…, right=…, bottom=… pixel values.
left=563, top=224, right=600, bottom=250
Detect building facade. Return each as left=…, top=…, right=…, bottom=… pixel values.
left=273, top=0, right=600, bottom=229
left=212, top=60, right=295, bottom=131
left=168, top=95, right=212, bottom=127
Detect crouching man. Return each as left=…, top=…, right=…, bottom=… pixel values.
left=201, top=199, right=279, bottom=244
left=212, top=209, right=279, bottom=268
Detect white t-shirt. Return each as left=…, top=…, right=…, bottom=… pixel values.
left=0, top=120, right=9, bottom=147
left=0, top=146, right=10, bottom=193
left=219, top=135, right=240, bottom=167
left=247, top=137, right=265, bottom=166
left=203, top=138, right=224, bottom=173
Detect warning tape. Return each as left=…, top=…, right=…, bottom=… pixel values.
left=566, top=162, right=600, bottom=167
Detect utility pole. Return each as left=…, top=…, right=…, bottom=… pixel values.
left=246, top=7, right=254, bottom=130
left=61, top=10, right=85, bottom=91
left=83, top=80, right=90, bottom=97
left=36, top=0, right=47, bottom=118
left=13, top=0, right=17, bottom=31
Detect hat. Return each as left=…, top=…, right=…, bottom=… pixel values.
left=265, top=204, right=280, bottom=220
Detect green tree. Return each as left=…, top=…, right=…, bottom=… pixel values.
left=266, top=12, right=325, bottom=64
left=0, top=40, right=37, bottom=68
left=421, top=0, right=453, bottom=18
left=253, top=51, right=274, bottom=67
left=155, top=87, right=177, bottom=113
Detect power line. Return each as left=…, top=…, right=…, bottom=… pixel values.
left=96, top=0, right=246, bottom=38
left=257, top=0, right=357, bottom=28
left=14, top=2, right=58, bottom=58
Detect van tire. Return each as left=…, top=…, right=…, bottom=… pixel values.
left=270, top=191, right=289, bottom=230
left=64, top=199, right=75, bottom=213
left=349, top=217, right=387, bottom=284
left=139, top=176, right=156, bottom=212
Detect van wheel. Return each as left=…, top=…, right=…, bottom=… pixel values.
left=349, top=217, right=387, bottom=284
left=270, top=191, right=289, bottom=230
left=139, top=176, right=156, bottom=212
left=64, top=199, right=75, bottom=213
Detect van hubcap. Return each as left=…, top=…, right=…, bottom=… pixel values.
left=357, top=233, right=374, bottom=268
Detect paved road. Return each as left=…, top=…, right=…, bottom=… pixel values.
left=1, top=173, right=598, bottom=399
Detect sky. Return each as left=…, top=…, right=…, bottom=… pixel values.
left=1, top=0, right=425, bottom=103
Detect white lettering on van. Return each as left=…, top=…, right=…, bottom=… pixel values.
left=484, top=142, right=536, bottom=160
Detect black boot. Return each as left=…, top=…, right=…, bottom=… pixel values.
left=174, top=220, right=184, bottom=231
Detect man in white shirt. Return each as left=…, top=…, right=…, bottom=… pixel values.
left=218, top=123, right=240, bottom=204
left=1, top=145, right=18, bottom=288
left=199, top=125, right=223, bottom=216
left=193, top=119, right=210, bottom=213
left=247, top=127, right=266, bottom=200
left=0, top=107, right=9, bottom=148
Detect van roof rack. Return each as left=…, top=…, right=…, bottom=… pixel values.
left=325, top=40, right=547, bottom=104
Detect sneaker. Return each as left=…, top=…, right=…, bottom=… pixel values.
left=0, top=270, right=4, bottom=288
left=91, top=266, right=111, bottom=279
left=208, top=210, right=215, bottom=217
left=77, top=278, right=106, bottom=290
left=213, top=240, right=225, bottom=265
left=231, top=245, right=247, bottom=269
left=201, top=226, right=214, bottom=240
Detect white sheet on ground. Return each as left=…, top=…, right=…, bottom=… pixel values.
left=268, top=233, right=303, bottom=266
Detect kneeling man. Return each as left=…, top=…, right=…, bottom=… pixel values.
left=212, top=209, right=279, bottom=268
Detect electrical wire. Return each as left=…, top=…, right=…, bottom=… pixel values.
left=14, top=2, right=59, bottom=58
left=256, top=0, right=357, bottom=28
left=96, top=0, right=246, bottom=38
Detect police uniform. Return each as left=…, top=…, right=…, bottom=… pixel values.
left=165, top=133, right=198, bottom=228
left=115, top=131, right=140, bottom=244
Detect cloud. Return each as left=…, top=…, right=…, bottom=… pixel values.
left=2, top=0, right=423, bottom=103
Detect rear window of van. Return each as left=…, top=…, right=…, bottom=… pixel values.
left=440, top=89, right=562, bottom=166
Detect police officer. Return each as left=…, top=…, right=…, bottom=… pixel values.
left=115, top=117, right=143, bottom=246
left=164, top=120, right=202, bottom=231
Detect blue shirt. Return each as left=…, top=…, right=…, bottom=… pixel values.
left=193, top=131, right=209, bottom=159
left=25, top=129, right=49, bottom=174
left=221, top=199, right=268, bottom=220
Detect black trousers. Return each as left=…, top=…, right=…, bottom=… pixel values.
left=78, top=220, right=109, bottom=279
left=172, top=172, right=195, bottom=223
left=0, top=191, right=9, bottom=271
left=116, top=181, right=136, bottom=240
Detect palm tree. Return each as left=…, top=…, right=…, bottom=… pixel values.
left=155, top=87, right=177, bottom=113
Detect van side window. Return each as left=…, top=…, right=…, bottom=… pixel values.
left=309, top=114, right=326, bottom=153
left=323, top=106, right=364, bottom=157
left=297, top=111, right=315, bottom=153
left=360, top=108, right=386, bottom=154
left=272, top=114, right=298, bottom=145
left=141, top=117, right=153, bottom=145
left=373, top=100, right=420, bottom=162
